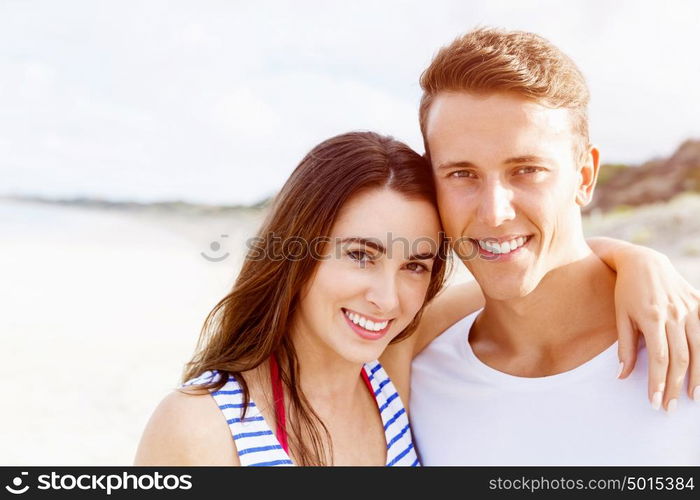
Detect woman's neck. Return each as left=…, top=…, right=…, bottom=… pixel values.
left=286, top=329, right=368, bottom=411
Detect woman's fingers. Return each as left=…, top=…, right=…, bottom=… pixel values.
left=615, top=313, right=639, bottom=379
left=606, top=245, right=698, bottom=410
left=687, top=311, right=700, bottom=402
left=642, top=322, right=669, bottom=410
left=662, top=317, right=690, bottom=412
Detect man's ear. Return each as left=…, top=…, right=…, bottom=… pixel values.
left=576, top=146, right=600, bottom=207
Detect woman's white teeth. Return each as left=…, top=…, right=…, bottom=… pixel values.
left=344, top=310, right=389, bottom=331
left=478, top=236, right=527, bottom=255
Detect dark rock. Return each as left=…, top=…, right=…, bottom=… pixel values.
left=587, top=139, right=700, bottom=213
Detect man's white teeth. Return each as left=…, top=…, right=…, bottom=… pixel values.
left=478, top=236, right=527, bottom=255
left=344, top=310, right=389, bottom=332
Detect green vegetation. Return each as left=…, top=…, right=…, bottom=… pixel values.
left=630, top=226, right=653, bottom=245
left=596, top=163, right=629, bottom=186
left=610, top=204, right=634, bottom=215
left=689, top=166, right=700, bottom=192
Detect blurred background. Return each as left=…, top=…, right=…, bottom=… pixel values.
left=1, top=0, right=699, bottom=465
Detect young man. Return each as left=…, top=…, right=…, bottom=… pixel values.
left=408, top=28, right=700, bottom=465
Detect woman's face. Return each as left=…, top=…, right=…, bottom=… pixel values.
left=293, top=187, right=442, bottom=365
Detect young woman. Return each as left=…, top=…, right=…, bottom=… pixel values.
left=134, top=131, right=698, bottom=466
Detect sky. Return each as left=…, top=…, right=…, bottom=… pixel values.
left=1, top=0, right=699, bottom=205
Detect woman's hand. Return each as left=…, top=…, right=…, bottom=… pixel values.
left=589, top=237, right=700, bottom=412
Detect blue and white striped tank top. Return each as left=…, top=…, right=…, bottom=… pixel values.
left=181, top=360, right=419, bottom=466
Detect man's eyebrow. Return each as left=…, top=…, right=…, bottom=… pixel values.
left=436, top=160, right=477, bottom=171
left=504, top=155, right=553, bottom=165
left=337, top=237, right=386, bottom=254
left=437, top=156, right=554, bottom=170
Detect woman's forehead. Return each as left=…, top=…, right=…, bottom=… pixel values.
left=331, top=188, right=441, bottom=242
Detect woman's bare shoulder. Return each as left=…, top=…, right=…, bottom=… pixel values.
left=134, top=388, right=239, bottom=466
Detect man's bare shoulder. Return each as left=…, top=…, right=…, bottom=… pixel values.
left=134, top=388, right=239, bottom=466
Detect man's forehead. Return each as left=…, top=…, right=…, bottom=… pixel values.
left=428, top=91, right=571, bottom=133
left=426, top=91, right=575, bottom=163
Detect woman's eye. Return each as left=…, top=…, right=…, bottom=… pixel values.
left=347, top=250, right=372, bottom=266
left=406, top=262, right=429, bottom=273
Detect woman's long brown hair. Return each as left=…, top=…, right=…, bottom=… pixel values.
left=181, top=131, right=450, bottom=465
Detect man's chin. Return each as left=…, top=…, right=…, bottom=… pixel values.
left=474, top=275, right=539, bottom=302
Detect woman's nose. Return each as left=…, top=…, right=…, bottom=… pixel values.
left=365, top=272, right=400, bottom=315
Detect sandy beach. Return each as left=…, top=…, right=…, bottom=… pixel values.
left=1, top=195, right=698, bottom=465
left=0, top=199, right=265, bottom=465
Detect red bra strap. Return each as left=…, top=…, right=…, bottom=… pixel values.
left=269, top=357, right=376, bottom=457
left=269, top=356, right=289, bottom=455
left=361, top=366, right=374, bottom=394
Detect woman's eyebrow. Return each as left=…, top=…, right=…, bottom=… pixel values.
left=410, top=251, right=437, bottom=261
left=337, top=237, right=386, bottom=254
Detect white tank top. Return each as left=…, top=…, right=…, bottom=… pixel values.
left=410, top=310, right=700, bottom=465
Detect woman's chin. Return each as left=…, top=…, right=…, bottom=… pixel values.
left=335, top=341, right=389, bottom=366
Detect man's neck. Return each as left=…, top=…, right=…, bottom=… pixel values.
left=471, top=248, right=618, bottom=377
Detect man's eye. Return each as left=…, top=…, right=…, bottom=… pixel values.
left=514, top=166, right=541, bottom=175
left=449, top=170, right=477, bottom=179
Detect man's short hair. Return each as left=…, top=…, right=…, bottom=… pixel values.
left=419, top=27, right=590, bottom=162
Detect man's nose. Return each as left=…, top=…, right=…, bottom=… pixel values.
left=477, top=179, right=516, bottom=227
left=365, top=272, right=400, bottom=316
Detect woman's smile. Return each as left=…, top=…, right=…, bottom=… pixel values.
left=341, top=307, right=394, bottom=340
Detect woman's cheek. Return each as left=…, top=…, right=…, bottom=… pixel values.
left=400, top=275, right=431, bottom=317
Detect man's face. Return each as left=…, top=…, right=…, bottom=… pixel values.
left=425, top=91, right=596, bottom=300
